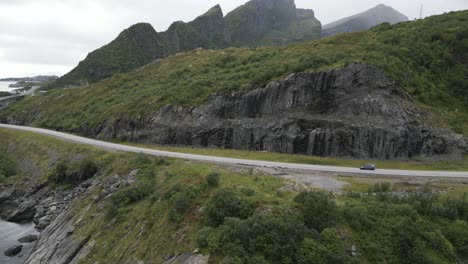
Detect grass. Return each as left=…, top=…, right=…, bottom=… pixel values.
left=2, top=128, right=468, bottom=263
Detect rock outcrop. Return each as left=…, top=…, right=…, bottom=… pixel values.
left=86, top=63, right=466, bottom=160
left=226, top=0, right=320, bottom=45
left=322, top=4, right=408, bottom=37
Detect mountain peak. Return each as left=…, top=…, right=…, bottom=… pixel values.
left=122, top=23, right=157, bottom=35
left=203, top=4, right=223, bottom=17
left=322, top=4, right=408, bottom=37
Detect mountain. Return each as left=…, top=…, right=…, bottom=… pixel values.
left=225, top=0, right=321, bottom=46
left=322, top=4, right=408, bottom=37
left=54, top=23, right=171, bottom=87
left=51, top=0, right=321, bottom=87
left=2, top=11, right=467, bottom=160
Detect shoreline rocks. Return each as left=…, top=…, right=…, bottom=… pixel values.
left=4, top=245, right=22, bottom=257
left=18, top=234, right=39, bottom=243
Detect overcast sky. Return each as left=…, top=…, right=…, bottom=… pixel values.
left=0, top=0, right=467, bottom=78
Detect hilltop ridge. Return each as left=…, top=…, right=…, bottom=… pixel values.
left=53, top=0, right=321, bottom=87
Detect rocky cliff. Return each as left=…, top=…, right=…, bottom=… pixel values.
left=322, top=4, right=408, bottom=37
left=226, top=0, right=319, bottom=46
left=53, top=0, right=321, bottom=87
left=77, top=63, right=466, bottom=160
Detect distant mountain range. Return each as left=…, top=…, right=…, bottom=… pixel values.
left=322, top=4, right=408, bottom=37
left=52, top=0, right=408, bottom=88
left=0, top=76, right=58, bottom=82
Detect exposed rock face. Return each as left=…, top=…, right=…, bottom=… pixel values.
left=4, top=199, right=36, bottom=223
left=322, top=4, right=408, bottom=37
left=189, top=5, right=230, bottom=48
left=226, top=0, right=321, bottom=45
left=87, top=63, right=466, bottom=160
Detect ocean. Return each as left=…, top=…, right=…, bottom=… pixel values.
left=0, top=82, right=16, bottom=92
left=0, top=220, right=38, bottom=263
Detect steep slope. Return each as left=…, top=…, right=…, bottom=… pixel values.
left=54, top=23, right=170, bottom=87
left=161, top=5, right=229, bottom=53
left=52, top=0, right=320, bottom=87
left=188, top=4, right=230, bottom=48
left=322, top=4, right=409, bottom=37
left=225, top=0, right=321, bottom=46
left=2, top=11, right=467, bottom=160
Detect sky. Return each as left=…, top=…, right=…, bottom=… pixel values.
left=0, top=0, right=467, bottom=78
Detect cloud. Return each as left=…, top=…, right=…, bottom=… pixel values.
left=0, top=0, right=467, bottom=78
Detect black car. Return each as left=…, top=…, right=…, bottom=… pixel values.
left=360, top=164, right=376, bottom=170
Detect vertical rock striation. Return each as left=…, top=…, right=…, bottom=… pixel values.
left=84, top=63, right=466, bottom=160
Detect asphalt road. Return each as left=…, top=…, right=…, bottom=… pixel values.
left=1, top=124, right=467, bottom=178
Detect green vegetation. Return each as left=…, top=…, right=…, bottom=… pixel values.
left=206, top=172, right=221, bottom=187
left=1, top=129, right=468, bottom=263
left=2, top=11, right=467, bottom=138
left=0, top=151, right=17, bottom=182
left=49, top=157, right=98, bottom=185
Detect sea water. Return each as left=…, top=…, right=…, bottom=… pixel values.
left=0, top=220, right=38, bottom=264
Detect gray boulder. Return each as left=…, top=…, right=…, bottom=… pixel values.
left=5, top=199, right=36, bottom=223
left=18, top=234, right=39, bottom=243
left=4, top=245, right=22, bottom=257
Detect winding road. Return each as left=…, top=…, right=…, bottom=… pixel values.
left=1, top=124, right=467, bottom=178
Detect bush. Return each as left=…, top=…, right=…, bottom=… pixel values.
left=214, top=213, right=310, bottom=262
left=204, top=189, right=255, bottom=227
left=206, top=172, right=220, bottom=187
left=444, top=220, right=468, bottom=258
left=297, top=238, right=327, bottom=264
left=295, top=191, right=337, bottom=231
left=240, top=188, right=255, bottom=196
left=164, top=184, right=202, bottom=222
left=110, top=179, right=155, bottom=208
left=0, top=152, right=17, bottom=178
left=51, top=158, right=98, bottom=185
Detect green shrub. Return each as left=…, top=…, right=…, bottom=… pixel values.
left=444, top=220, right=468, bottom=258
left=295, top=191, right=337, bottom=231
left=50, top=158, right=98, bottom=185
left=0, top=152, right=17, bottom=178
left=110, top=179, right=155, bottom=208
left=214, top=213, right=310, bottom=262
left=296, top=238, right=327, bottom=264
left=204, top=189, right=255, bottom=227
left=206, top=172, right=220, bottom=187
left=240, top=188, right=255, bottom=196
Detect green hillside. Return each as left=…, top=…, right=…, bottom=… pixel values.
left=2, top=11, right=467, bottom=136
left=1, top=128, right=468, bottom=263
